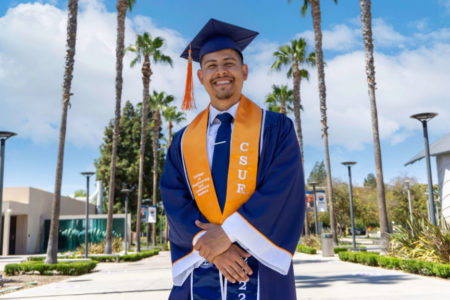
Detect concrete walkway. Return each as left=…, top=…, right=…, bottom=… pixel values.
left=0, top=251, right=448, bottom=299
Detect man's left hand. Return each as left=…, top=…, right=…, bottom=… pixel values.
left=194, top=220, right=232, bottom=262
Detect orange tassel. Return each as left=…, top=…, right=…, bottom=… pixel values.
left=182, top=44, right=196, bottom=110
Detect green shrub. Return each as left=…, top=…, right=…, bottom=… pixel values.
left=296, top=244, right=317, bottom=255
left=377, top=256, right=401, bottom=269
left=26, top=256, right=45, bottom=262
left=334, top=246, right=366, bottom=254
left=4, top=261, right=97, bottom=276
left=89, top=255, right=118, bottom=262
left=119, top=249, right=160, bottom=262
left=433, top=263, right=450, bottom=279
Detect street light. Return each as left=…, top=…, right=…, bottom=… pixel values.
left=121, top=187, right=131, bottom=255
left=342, top=161, right=357, bottom=250
left=410, top=112, right=438, bottom=226
left=0, top=131, right=16, bottom=253
left=81, top=171, right=95, bottom=259
left=404, top=179, right=413, bottom=224
left=309, top=182, right=319, bottom=235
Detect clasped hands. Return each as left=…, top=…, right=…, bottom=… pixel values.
left=194, top=220, right=253, bottom=283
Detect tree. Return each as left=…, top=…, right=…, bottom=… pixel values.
left=105, top=0, right=136, bottom=255
left=265, top=84, right=294, bottom=115
left=363, top=173, right=377, bottom=189
left=271, top=38, right=315, bottom=161
left=162, top=106, right=186, bottom=148
left=125, top=33, right=172, bottom=251
left=308, top=161, right=327, bottom=185
left=149, top=91, right=174, bottom=245
left=95, top=101, right=155, bottom=233
left=290, top=0, right=339, bottom=245
left=74, top=189, right=86, bottom=197
left=360, top=0, right=390, bottom=250
left=162, top=105, right=186, bottom=241
left=45, top=0, right=79, bottom=264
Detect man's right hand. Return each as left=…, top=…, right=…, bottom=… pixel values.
left=212, top=244, right=253, bottom=284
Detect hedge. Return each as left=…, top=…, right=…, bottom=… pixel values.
left=26, top=249, right=160, bottom=264
left=338, top=251, right=450, bottom=279
left=296, top=244, right=317, bottom=255
left=5, top=261, right=97, bottom=276
left=333, top=246, right=366, bottom=254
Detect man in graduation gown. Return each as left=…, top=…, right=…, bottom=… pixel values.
left=160, top=18, right=305, bottom=300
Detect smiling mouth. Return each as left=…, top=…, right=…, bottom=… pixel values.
left=212, top=78, right=233, bottom=86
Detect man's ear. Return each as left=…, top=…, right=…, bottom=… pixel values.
left=242, top=64, right=248, bottom=81
left=197, top=69, right=204, bottom=85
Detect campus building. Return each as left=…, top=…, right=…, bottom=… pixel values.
left=1, top=186, right=129, bottom=255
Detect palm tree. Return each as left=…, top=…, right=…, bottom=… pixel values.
left=271, top=38, right=315, bottom=160
left=45, top=0, right=79, bottom=264
left=105, top=0, right=135, bottom=255
left=290, top=0, right=339, bottom=245
left=265, top=84, right=294, bottom=115
left=360, top=0, right=390, bottom=249
left=162, top=106, right=186, bottom=241
left=125, top=33, right=172, bottom=251
left=149, top=91, right=175, bottom=245
left=162, top=106, right=186, bottom=148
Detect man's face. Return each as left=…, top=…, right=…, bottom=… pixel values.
left=197, top=49, right=248, bottom=107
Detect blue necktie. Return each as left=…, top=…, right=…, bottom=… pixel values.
left=211, top=113, right=233, bottom=212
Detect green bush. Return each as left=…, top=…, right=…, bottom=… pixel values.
left=296, top=244, right=317, bottom=255
left=89, top=255, right=118, bottom=262
left=334, top=246, right=366, bottom=254
left=4, top=261, right=97, bottom=276
left=338, top=251, right=450, bottom=279
left=119, top=249, right=160, bottom=262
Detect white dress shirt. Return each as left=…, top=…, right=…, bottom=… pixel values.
left=207, top=101, right=240, bottom=169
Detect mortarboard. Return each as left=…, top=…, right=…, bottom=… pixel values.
left=180, top=19, right=259, bottom=110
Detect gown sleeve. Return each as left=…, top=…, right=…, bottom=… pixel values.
left=160, top=129, right=208, bottom=286
left=221, top=113, right=305, bottom=275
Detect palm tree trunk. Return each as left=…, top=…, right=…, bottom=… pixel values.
left=293, top=64, right=309, bottom=236
left=310, top=0, right=337, bottom=245
left=164, top=120, right=173, bottom=243
left=45, top=0, right=78, bottom=264
left=136, top=56, right=152, bottom=252
left=152, top=109, right=161, bottom=245
left=360, top=0, right=390, bottom=249
left=105, top=0, right=128, bottom=254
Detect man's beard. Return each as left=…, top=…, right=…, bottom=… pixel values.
left=215, top=89, right=233, bottom=100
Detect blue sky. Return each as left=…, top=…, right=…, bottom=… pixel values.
left=0, top=0, right=449, bottom=196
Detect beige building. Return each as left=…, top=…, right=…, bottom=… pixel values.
left=2, top=187, right=96, bottom=255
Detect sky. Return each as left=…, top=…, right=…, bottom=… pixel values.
left=0, top=0, right=449, bottom=196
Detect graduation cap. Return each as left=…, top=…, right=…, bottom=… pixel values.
left=180, top=18, right=259, bottom=110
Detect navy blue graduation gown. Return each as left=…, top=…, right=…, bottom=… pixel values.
left=160, top=110, right=305, bottom=300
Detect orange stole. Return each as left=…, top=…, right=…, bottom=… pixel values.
left=182, top=95, right=262, bottom=225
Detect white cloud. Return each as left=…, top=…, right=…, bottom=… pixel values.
left=438, top=0, right=450, bottom=13
left=0, top=1, right=449, bottom=156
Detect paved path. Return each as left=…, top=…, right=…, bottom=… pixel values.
left=1, top=251, right=449, bottom=299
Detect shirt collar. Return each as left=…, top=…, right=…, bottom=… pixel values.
left=208, top=100, right=240, bottom=125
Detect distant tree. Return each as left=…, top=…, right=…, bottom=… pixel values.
left=105, top=0, right=136, bottom=255
left=387, top=176, right=428, bottom=227
left=162, top=106, right=186, bottom=148
left=289, top=0, right=339, bottom=245
left=95, top=101, right=156, bottom=232
left=265, top=84, right=295, bottom=115
left=125, top=32, right=172, bottom=251
left=46, top=0, right=79, bottom=265
left=74, top=189, right=86, bottom=197
left=363, top=173, right=377, bottom=189
left=308, top=161, right=327, bottom=185
left=360, top=0, right=390, bottom=251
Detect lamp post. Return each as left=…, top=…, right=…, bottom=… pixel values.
left=410, top=112, right=438, bottom=226
left=404, top=180, right=413, bottom=224
left=121, top=187, right=131, bottom=255
left=81, top=171, right=95, bottom=259
left=309, top=182, right=319, bottom=235
left=342, top=161, right=357, bottom=250
left=0, top=131, right=16, bottom=254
